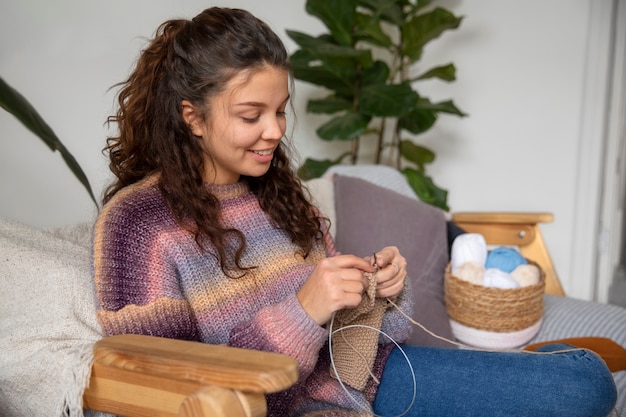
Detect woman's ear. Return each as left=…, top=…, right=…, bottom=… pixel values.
left=181, top=100, right=204, bottom=137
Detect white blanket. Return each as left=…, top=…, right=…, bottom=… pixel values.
left=0, top=219, right=102, bottom=417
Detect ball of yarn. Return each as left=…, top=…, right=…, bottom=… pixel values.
left=483, top=268, right=520, bottom=289
left=511, top=264, right=541, bottom=287
left=485, top=247, right=527, bottom=273
left=452, top=261, right=485, bottom=285
left=451, top=233, right=488, bottom=272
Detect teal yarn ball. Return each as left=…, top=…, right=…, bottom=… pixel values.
left=485, top=247, right=527, bottom=273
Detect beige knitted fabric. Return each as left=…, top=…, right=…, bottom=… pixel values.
left=330, top=271, right=389, bottom=390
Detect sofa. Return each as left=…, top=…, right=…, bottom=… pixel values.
left=0, top=165, right=624, bottom=416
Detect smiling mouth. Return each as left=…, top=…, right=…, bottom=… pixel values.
left=251, top=149, right=273, bottom=156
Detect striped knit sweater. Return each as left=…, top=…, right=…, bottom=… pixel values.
left=93, top=174, right=413, bottom=416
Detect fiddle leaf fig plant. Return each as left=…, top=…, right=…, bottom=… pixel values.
left=0, top=76, right=98, bottom=206
left=287, top=0, right=466, bottom=210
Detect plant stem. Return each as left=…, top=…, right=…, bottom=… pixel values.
left=394, top=121, right=402, bottom=169
left=351, top=61, right=363, bottom=165
left=351, top=137, right=359, bottom=164
left=376, top=117, right=386, bottom=164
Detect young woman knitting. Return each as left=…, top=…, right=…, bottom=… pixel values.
left=93, top=7, right=617, bottom=416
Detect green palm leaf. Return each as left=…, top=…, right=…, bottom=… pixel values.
left=0, top=76, right=98, bottom=207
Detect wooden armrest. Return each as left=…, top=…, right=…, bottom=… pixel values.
left=83, top=334, right=299, bottom=417
left=451, top=212, right=564, bottom=296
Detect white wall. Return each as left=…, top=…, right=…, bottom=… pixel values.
left=0, top=0, right=607, bottom=300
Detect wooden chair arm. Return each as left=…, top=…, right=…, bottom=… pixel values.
left=83, top=334, right=299, bottom=417
left=451, top=212, right=565, bottom=296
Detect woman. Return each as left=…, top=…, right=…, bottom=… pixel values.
left=93, top=7, right=617, bottom=416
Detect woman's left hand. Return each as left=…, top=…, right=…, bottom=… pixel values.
left=369, top=246, right=406, bottom=299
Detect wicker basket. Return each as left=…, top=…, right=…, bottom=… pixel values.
left=444, top=260, right=545, bottom=348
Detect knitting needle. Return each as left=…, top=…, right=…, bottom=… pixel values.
left=371, top=252, right=379, bottom=271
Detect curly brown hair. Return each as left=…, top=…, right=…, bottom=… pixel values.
left=104, top=7, right=324, bottom=275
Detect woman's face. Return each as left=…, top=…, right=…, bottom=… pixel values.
left=185, top=66, right=289, bottom=184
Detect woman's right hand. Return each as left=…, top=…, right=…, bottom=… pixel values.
left=297, top=255, right=376, bottom=326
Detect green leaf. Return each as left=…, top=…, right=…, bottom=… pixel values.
left=416, top=97, right=467, bottom=117
left=307, top=96, right=353, bottom=114
left=316, top=111, right=371, bottom=140
left=426, top=100, right=467, bottom=117
left=398, top=105, right=437, bottom=134
left=359, top=83, right=418, bottom=117
left=0, top=76, right=98, bottom=207
left=286, top=31, right=373, bottom=67
left=398, top=97, right=466, bottom=134
left=413, top=63, right=457, bottom=82
left=402, top=8, right=463, bottom=62
left=361, top=60, right=390, bottom=86
left=399, top=139, right=435, bottom=170
left=402, top=167, right=449, bottom=211
left=290, top=50, right=356, bottom=95
left=297, top=153, right=350, bottom=180
left=411, top=0, right=436, bottom=13
left=305, top=0, right=358, bottom=46
left=354, top=12, right=394, bottom=48
left=357, top=0, right=405, bottom=25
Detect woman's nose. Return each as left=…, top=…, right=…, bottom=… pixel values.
left=261, top=116, right=285, bottom=140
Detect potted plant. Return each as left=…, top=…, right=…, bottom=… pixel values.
left=287, top=0, right=465, bottom=210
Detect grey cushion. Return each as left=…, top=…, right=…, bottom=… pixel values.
left=332, top=174, right=453, bottom=347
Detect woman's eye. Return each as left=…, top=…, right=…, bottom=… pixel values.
left=277, top=111, right=287, bottom=117
left=242, top=116, right=260, bottom=123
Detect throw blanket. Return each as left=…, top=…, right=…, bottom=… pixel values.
left=0, top=219, right=102, bottom=417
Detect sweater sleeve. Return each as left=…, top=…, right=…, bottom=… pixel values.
left=93, top=192, right=199, bottom=341
left=228, top=294, right=332, bottom=415
left=228, top=294, right=328, bottom=376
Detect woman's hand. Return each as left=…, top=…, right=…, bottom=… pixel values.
left=297, top=254, right=375, bottom=326
left=370, top=246, right=406, bottom=299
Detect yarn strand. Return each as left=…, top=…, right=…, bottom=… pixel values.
left=386, top=298, right=587, bottom=355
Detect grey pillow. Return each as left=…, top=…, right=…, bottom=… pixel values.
left=332, top=174, right=454, bottom=347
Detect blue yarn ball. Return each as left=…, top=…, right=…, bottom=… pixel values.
left=485, top=247, right=527, bottom=273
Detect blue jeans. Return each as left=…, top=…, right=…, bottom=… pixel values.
left=373, top=344, right=617, bottom=417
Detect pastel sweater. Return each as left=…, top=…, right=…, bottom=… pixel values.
left=93, top=175, right=413, bottom=416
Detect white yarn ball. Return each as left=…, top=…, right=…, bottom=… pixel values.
left=483, top=268, right=520, bottom=289
left=450, top=233, right=488, bottom=272
left=511, top=264, right=541, bottom=287
left=452, top=261, right=485, bottom=285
